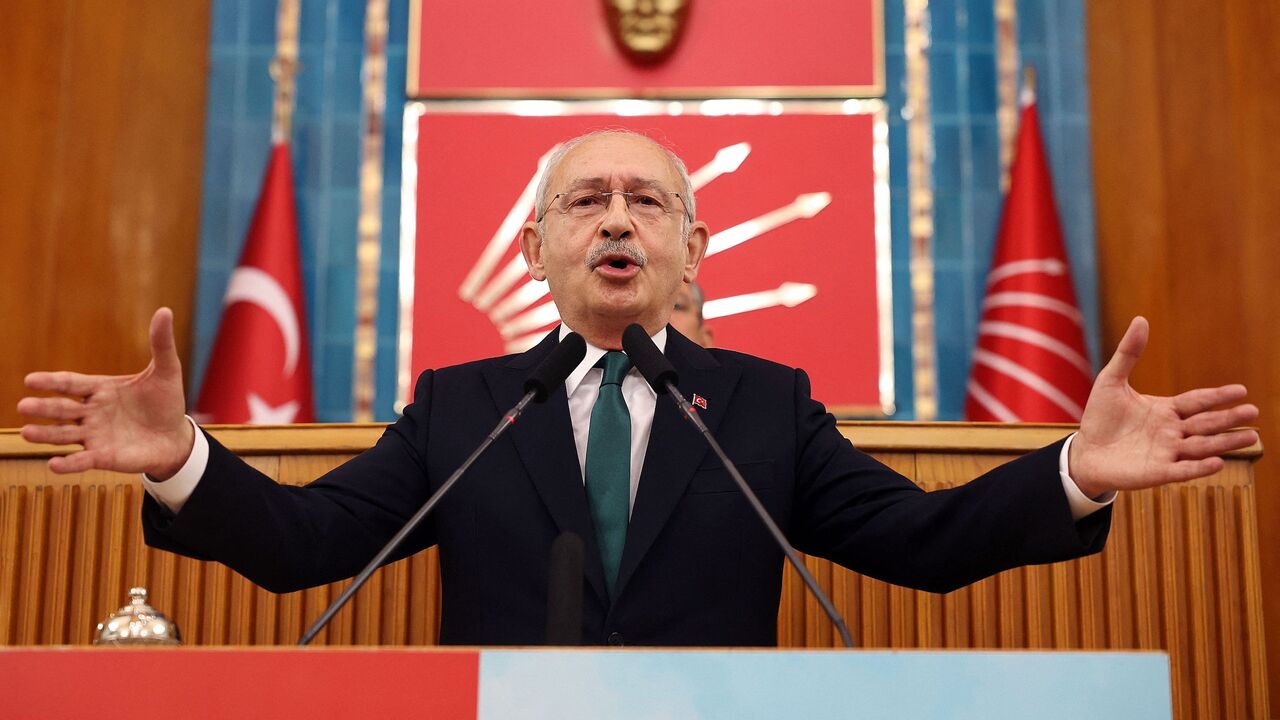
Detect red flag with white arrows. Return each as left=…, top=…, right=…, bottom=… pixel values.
left=195, top=143, right=315, bottom=424
left=964, top=95, right=1092, bottom=423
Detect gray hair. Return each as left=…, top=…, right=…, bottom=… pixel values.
left=534, top=130, right=697, bottom=237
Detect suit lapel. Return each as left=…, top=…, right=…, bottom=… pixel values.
left=613, top=329, right=741, bottom=599
left=480, top=330, right=608, bottom=606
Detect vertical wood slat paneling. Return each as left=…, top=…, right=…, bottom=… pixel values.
left=1214, top=485, right=1245, bottom=718
left=916, top=582, right=942, bottom=649
left=1107, top=506, right=1131, bottom=647
left=0, top=486, right=21, bottom=643
left=102, top=485, right=130, bottom=641
left=69, top=486, right=100, bottom=646
left=1033, top=564, right=1056, bottom=648
left=1239, top=485, right=1271, bottom=713
left=1078, top=545, right=1106, bottom=650
left=228, top=572, right=254, bottom=645
left=0, top=427, right=1265, bottom=719
left=255, top=582, right=278, bottom=645
left=45, top=486, right=74, bottom=643
left=29, top=482, right=435, bottom=648
left=776, top=562, right=803, bottom=647
left=0, top=454, right=438, bottom=649
left=997, top=569, right=1023, bottom=647
left=1185, top=486, right=1216, bottom=719
left=970, top=569, right=998, bottom=648
left=1160, top=488, right=1193, bottom=719
left=860, top=566, right=890, bottom=647
left=940, top=582, right=962, bottom=648
left=1130, top=489, right=1161, bottom=650
left=17, top=486, right=47, bottom=644
left=912, top=469, right=944, bottom=650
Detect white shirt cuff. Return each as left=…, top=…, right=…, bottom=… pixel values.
left=1059, top=433, right=1116, bottom=521
left=141, top=416, right=209, bottom=514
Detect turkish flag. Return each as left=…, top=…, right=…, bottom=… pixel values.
left=195, top=143, right=315, bottom=424
left=964, top=101, right=1092, bottom=423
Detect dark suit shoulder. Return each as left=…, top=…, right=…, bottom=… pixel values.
left=665, top=327, right=801, bottom=385
left=702, top=347, right=798, bottom=377
left=406, top=342, right=547, bottom=407
left=411, top=329, right=560, bottom=394
left=417, top=349, right=521, bottom=379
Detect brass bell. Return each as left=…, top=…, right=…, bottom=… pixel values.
left=94, top=587, right=182, bottom=645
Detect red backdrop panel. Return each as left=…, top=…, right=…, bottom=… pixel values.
left=407, top=109, right=889, bottom=413
left=411, top=0, right=882, bottom=97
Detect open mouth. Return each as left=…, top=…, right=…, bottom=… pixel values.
left=587, top=241, right=646, bottom=279
left=592, top=252, right=643, bottom=279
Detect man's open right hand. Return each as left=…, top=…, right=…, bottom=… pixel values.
left=17, top=307, right=194, bottom=479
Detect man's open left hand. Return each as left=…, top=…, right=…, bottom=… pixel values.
left=1069, top=316, right=1259, bottom=499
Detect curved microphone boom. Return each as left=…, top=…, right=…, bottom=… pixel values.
left=621, top=324, right=855, bottom=648
left=299, top=332, right=587, bottom=645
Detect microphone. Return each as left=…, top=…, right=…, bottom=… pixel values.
left=544, top=532, right=584, bottom=645
left=525, top=333, right=587, bottom=401
left=621, top=324, right=856, bottom=648
left=299, top=332, right=588, bottom=645
left=622, top=324, right=679, bottom=392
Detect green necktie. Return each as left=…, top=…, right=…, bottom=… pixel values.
left=585, top=351, right=632, bottom=598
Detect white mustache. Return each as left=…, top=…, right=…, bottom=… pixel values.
left=586, top=240, right=647, bottom=268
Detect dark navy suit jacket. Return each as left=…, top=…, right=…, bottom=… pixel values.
left=143, top=328, right=1110, bottom=646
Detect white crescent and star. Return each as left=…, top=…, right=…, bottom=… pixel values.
left=247, top=393, right=300, bottom=424
left=223, top=266, right=303, bottom=423
left=224, top=266, right=301, bottom=376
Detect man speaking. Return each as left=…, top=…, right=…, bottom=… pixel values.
left=18, top=130, right=1259, bottom=646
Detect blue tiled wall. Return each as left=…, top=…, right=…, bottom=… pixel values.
left=1018, top=0, right=1099, bottom=362
left=884, top=0, right=1099, bottom=419
left=194, top=0, right=408, bottom=421
left=194, top=0, right=1096, bottom=422
left=882, top=0, right=916, bottom=418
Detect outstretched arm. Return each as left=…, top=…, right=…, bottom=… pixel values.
left=1069, top=317, right=1259, bottom=498
left=17, top=307, right=194, bottom=479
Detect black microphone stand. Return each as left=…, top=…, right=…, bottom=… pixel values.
left=297, top=333, right=586, bottom=645
left=661, top=379, right=856, bottom=649
left=297, top=390, right=540, bottom=645
left=622, top=324, right=854, bottom=648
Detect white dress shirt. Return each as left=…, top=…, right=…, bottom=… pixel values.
left=145, top=327, right=1113, bottom=521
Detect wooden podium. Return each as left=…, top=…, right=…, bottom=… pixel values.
left=0, top=422, right=1266, bottom=718
left=1, top=646, right=1172, bottom=718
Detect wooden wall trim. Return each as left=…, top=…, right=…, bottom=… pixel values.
left=1, top=422, right=1263, bottom=459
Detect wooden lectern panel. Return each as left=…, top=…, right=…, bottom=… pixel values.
left=776, top=451, right=1267, bottom=719
left=0, top=423, right=1266, bottom=718
left=0, top=451, right=440, bottom=648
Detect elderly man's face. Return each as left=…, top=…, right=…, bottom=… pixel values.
left=521, top=134, right=708, bottom=341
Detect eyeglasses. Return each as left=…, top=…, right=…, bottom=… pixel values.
left=537, top=189, right=692, bottom=223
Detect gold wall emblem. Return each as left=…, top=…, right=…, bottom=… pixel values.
left=603, top=0, right=690, bottom=65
